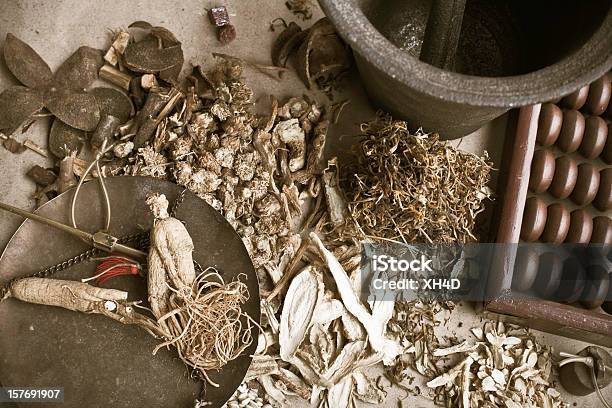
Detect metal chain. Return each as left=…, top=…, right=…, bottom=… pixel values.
left=1, top=192, right=188, bottom=300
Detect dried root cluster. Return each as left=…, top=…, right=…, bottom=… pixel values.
left=146, top=193, right=253, bottom=386
left=342, top=114, right=493, bottom=244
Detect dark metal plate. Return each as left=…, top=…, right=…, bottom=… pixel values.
left=0, top=176, right=260, bottom=408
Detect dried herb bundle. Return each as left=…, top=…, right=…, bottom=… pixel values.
left=342, top=113, right=493, bottom=244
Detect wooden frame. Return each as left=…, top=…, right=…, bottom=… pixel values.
left=484, top=105, right=612, bottom=346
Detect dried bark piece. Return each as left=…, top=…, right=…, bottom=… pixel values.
left=123, top=36, right=183, bottom=74
left=54, top=46, right=104, bottom=90
left=279, top=266, right=321, bottom=361
left=99, top=65, right=133, bottom=91
left=274, top=119, right=306, bottom=172
left=104, top=31, right=130, bottom=66
left=2, top=136, right=26, bottom=153
left=26, top=165, right=57, bottom=187
left=44, top=87, right=100, bottom=131
left=3, top=33, right=53, bottom=88
left=0, top=86, right=44, bottom=130
left=327, top=375, right=353, bottom=408
left=48, top=118, right=85, bottom=158
left=90, top=87, right=133, bottom=122
left=272, top=22, right=307, bottom=68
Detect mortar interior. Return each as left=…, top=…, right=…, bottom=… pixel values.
left=363, top=0, right=610, bottom=77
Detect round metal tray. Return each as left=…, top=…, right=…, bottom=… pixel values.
left=0, top=176, right=260, bottom=408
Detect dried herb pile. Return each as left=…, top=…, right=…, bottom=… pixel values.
left=427, top=322, right=566, bottom=408
left=341, top=114, right=493, bottom=244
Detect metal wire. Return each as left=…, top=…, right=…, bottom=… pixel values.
left=592, top=363, right=612, bottom=408
left=70, top=141, right=115, bottom=231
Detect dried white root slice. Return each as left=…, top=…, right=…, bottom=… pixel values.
left=310, top=233, right=402, bottom=365
left=327, top=375, right=354, bottom=408
left=279, top=265, right=321, bottom=361
left=274, top=119, right=306, bottom=172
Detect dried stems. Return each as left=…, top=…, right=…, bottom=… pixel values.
left=341, top=113, right=493, bottom=244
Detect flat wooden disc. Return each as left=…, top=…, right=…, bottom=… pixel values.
left=0, top=176, right=260, bottom=408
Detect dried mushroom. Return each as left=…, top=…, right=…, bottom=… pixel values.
left=0, top=86, right=44, bottom=131
left=48, top=118, right=85, bottom=159
left=53, top=46, right=104, bottom=90
left=3, top=33, right=53, bottom=88
left=90, top=87, right=133, bottom=122
left=44, top=87, right=100, bottom=131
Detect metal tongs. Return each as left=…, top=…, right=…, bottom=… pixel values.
left=0, top=141, right=147, bottom=262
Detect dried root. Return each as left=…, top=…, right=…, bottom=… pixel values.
left=154, top=268, right=253, bottom=386
left=146, top=193, right=253, bottom=385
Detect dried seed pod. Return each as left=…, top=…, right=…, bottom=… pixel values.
left=90, top=87, right=133, bottom=123
left=3, top=33, right=53, bottom=88
left=296, top=18, right=351, bottom=90
left=48, top=118, right=85, bottom=158
left=217, top=25, right=237, bottom=45
left=53, top=46, right=104, bottom=90
left=44, top=87, right=100, bottom=131
left=123, top=36, right=183, bottom=74
left=0, top=86, right=44, bottom=130
left=272, top=22, right=307, bottom=68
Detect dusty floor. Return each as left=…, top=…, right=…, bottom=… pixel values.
left=0, top=0, right=609, bottom=407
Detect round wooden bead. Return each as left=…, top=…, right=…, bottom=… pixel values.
left=581, top=264, right=610, bottom=310
left=591, top=216, right=612, bottom=245
left=512, top=246, right=540, bottom=292
left=541, top=203, right=571, bottom=244
left=602, top=274, right=612, bottom=315
left=536, top=103, right=563, bottom=146
left=594, top=168, right=612, bottom=212
left=561, top=84, right=590, bottom=110
left=534, top=252, right=563, bottom=299
left=585, top=74, right=611, bottom=116
left=579, top=116, right=607, bottom=159
left=529, top=149, right=556, bottom=193
left=566, top=209, right=593, bottom=244
left=554, top=257, right=586, bottom=304
left=556, top=110, right=585, bottom=153
left=571, top=163, right=600, bottom=206
left=603, top=123, right=612, bottom=164
left=520, top=197, right=548, bottom=242
left=549, top=156, right=578, bottom=199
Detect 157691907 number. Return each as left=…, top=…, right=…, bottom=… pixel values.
left=0, top=387, right=64, bottom=403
